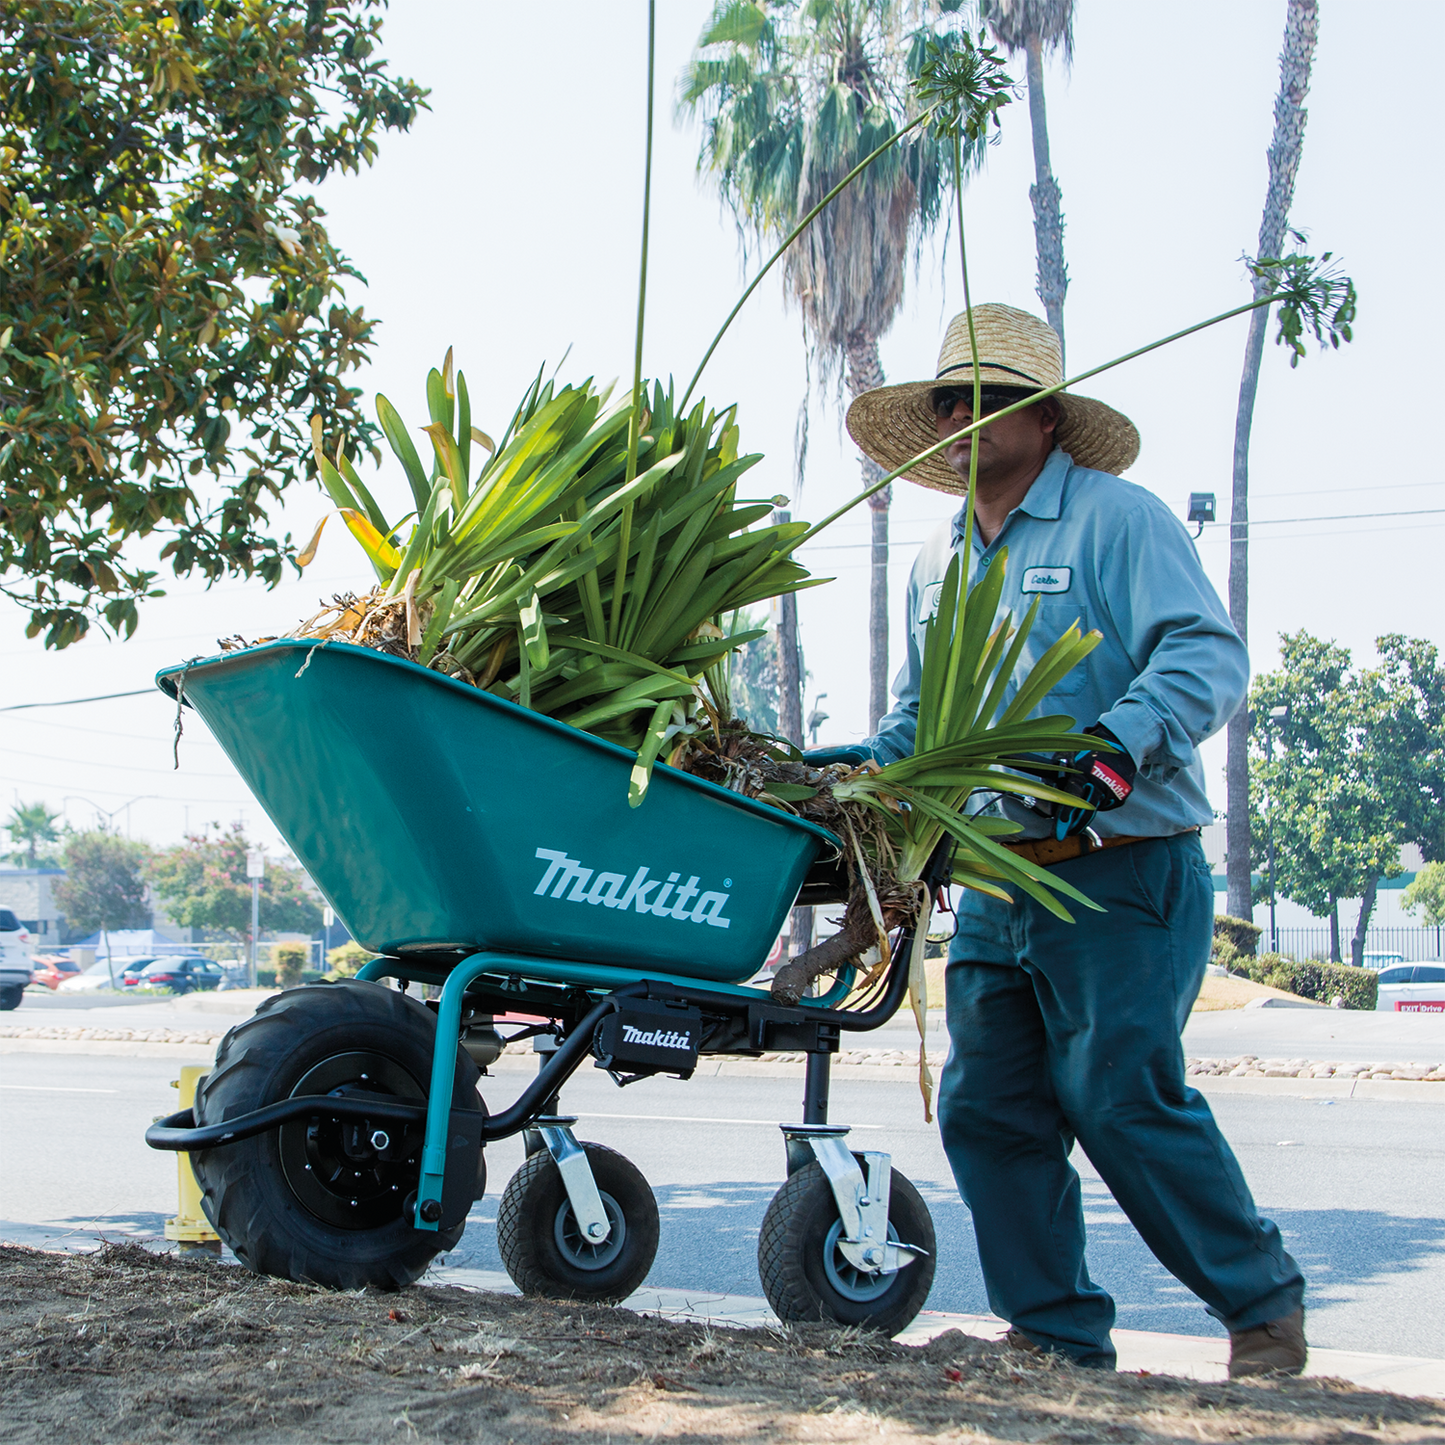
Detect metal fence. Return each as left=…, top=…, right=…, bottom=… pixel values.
left=1270, top=925, right=1444, bottom=963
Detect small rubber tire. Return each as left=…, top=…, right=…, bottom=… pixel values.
left=192, top=979, right=483, bottom=1290
left=496, top=1142, right=658, bottom=1303
left=0, top=985, right=23, bottom=1011
left=758, top=1159, right=936, bottom=1334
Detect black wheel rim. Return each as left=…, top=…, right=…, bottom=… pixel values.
left=821, top=1218, right=900, bottom=1303
left=553, top=1189, right=626, bottom=1271
left=277, top=1051, right=424, bottom=1229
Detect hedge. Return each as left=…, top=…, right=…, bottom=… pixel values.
left=1254, top=955, right=1379, bottom=1011
left=271, top=941, right=309, bottom=988
left=1214, top=914, right=1263, bottom=957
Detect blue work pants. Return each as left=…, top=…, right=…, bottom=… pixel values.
left=938, top=833, right=1304, bottom=1367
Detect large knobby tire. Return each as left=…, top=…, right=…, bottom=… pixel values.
left=496, top=1142, right=658, bottom=1303
left=758, top=1159, right=936, bottom=1334
left=0, top=985, right=23, bottom=1011
left=192, top=979, right=483, bottom=1290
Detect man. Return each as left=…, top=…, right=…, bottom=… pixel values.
left=820, top=303, right=1306, bottom=1376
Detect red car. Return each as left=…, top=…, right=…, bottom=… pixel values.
left=30, top=955, right=82, bottom=990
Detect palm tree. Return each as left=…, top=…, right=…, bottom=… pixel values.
left=979, top=0, right=1073, bottom=364
left=680, top=1, right=970, bottom=734
left=3, top=800, right=62, bottom=868
left=1224, top=0, right=1320, bottom=922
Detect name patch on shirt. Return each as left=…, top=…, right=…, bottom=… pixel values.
left=1021, top=566, right=1072, bottom=594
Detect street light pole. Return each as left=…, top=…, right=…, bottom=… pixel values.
left=245, top=849, right=265, bottom=988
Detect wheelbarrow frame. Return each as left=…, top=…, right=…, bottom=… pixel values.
left=148, top=840, right=948, bottom=1234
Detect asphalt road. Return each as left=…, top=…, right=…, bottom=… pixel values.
left=3, top=1046, right=1442, bottom=1361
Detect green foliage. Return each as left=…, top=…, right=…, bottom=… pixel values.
left=271, top=940, right=308, bottom=988
left=2, top=799, right=62, bottom=867
left=726, top=607, right=781, bottom=735
left=1247, top=234, right=1358, bottom=368
left=326, top=940, right=373, bottom=979
left=1403, top=861, right=1445, bottom=928
left=1249, top=632, right=1445, bottom=961
left=315, top=359, right=821, bottom=804
left=914, top=27, right=1013, bottom=146
left=679, top=1, right=982, bottom=384
left=147, top=823, right=321, bottom=940
left=833, top=549, right=1103, bottom=912
left=1253, top=957, right=1378, bottom=1011
left=1213, top=914, right=1262, bottom=958
left=52, top=828, right=150, bottom=935
left=0, top=0, right=426, bottom=648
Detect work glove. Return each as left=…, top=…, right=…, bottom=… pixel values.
left=1048, top=724, right=1137, bottom=841
left=803, top=744, right=876, bottom=769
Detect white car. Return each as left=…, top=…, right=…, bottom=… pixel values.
left=1375, top=964, right=1445, bottom=1013
left=57, top=958, right=133, bottom=994
left=0, top=908, right=33, bottom=1010
left=1361, top=951, right=1406, bottom=971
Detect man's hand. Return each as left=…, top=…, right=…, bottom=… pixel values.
left=1049, top=724, right=1137, bottom=841
left=803, top=744, right=875, bottom=768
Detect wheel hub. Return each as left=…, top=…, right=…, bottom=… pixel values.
left=554, top=1190, right=626, bottom=1270
left=278, top=1051, right=424, bottom=1229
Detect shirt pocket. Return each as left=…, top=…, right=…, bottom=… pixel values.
left=1024, top=602, right=1091, bottom=698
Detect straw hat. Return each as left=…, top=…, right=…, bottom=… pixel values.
left=846, top=304, right=1140, bottom=492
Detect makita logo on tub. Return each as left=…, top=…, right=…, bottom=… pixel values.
left=621, top=1023, right=694, bottom=1051
left=532, top=848, right=733, bottom=929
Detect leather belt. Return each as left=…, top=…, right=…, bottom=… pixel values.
left=1003, top=827, right=1200, bottom=869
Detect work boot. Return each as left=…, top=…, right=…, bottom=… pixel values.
left=1228, top=1308, right=1307, bottom=1378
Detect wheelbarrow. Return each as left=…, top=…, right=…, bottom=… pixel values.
left=145, top=640, right=949, bottom=1334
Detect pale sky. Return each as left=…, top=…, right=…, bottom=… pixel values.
left=3, top=0, right=1441, bottom=862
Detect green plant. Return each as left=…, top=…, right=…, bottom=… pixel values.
left=326, top=941, right=374, bottom=979
left=1403, top=861, right=1445, bottom=928
left=1254, top=957, right=1378, bottom=1012
left=0, top=0, right=426, bottom=648
left=1214, top=915, right=1262, bottom=958
left=271, top=942, right=308, bottom=988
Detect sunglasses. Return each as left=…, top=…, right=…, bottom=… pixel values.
left=930, top=386, right=1040, bottom=421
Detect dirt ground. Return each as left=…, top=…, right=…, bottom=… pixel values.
left=3, top=1245, right=1443, bottom=1445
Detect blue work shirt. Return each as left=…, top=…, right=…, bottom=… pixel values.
left=864, top=448, right=1248, bottom=841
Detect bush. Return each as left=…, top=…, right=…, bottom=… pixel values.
left=326, top=941, right=376, bottom=979
left=1247, top=955, right=1379, bottom=1010
left=272, top=942, right=309, bottom=988
left=1213, top=914, right=1262, bottom=958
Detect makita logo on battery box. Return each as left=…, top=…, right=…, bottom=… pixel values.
left=532, top=848, right=733, bottom=930
left=621, top=1024, right=694, bottom=1051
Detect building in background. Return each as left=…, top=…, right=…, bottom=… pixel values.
left=0, top=868, right=66, bottom=948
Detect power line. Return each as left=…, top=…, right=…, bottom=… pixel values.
left=0, top=689, right=154, bottom=712
left=1206, top=507, right=1445, bottom=528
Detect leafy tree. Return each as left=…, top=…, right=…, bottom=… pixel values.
left=979, top=0, right=1072, bottom=360
left=1249, top=631, right=1443, bottom=964
left=1402, top=862, right=1445, bottom=930
left=680, top=0, right=980, bottom=732
left=52, top=828, right=151, bottom=983
left=0, top=0, right=426, bottom=648
left=148, top=823, right=321, bottom=941
left=2, top=799, right=63, bottom=866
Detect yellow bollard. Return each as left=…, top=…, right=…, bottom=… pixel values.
left=164, top=1065, right=221, bottom=1250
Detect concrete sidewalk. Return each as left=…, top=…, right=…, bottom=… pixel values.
left=432, top=1265, right=1445, bottom=1400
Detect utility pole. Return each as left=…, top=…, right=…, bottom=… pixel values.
left=245, top=849, right=264, bottom=988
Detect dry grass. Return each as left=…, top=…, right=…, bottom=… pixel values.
left=3, top=1243, right=1441, bottom=1444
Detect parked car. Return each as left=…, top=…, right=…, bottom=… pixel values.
left=1375, top=964, right=1445, bottom=1012
left=118, top=955, right=163, bottom=987
left=58, top=958, right=134, bottom=993
left=129, top=956, right=225, bottom=994
left=1361, top=952, right=1406, bottom=971
left=30, top=955, right=82, bottom=990
left=0, top=908, right=33, bottom=1011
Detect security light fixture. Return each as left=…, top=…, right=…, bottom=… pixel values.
left=1186, top=492, right=1216, bottom=537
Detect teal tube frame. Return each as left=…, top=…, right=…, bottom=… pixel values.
left=354, top=951, right=858, bottom=1230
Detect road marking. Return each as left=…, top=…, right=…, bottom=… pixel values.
left=0, top=1084, right=118, bottom=1094
left=572, top=1111, right=882, bottom=1129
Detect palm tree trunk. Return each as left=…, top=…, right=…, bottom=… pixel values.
left=845, top=332, right=891, bottom=731
left=1224, top=0, right=1320, bottom=922
left=772, top=514, right=811, bottom=955
left=1351, top=877, right=1379, bottom=969
left=1024, top=35, right=1067, bottom=366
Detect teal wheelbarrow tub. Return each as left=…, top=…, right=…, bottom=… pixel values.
left=148, top=638, right=948, bottom=1334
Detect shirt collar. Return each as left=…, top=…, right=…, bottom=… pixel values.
left=951, top=447, right=1072, bottom=548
